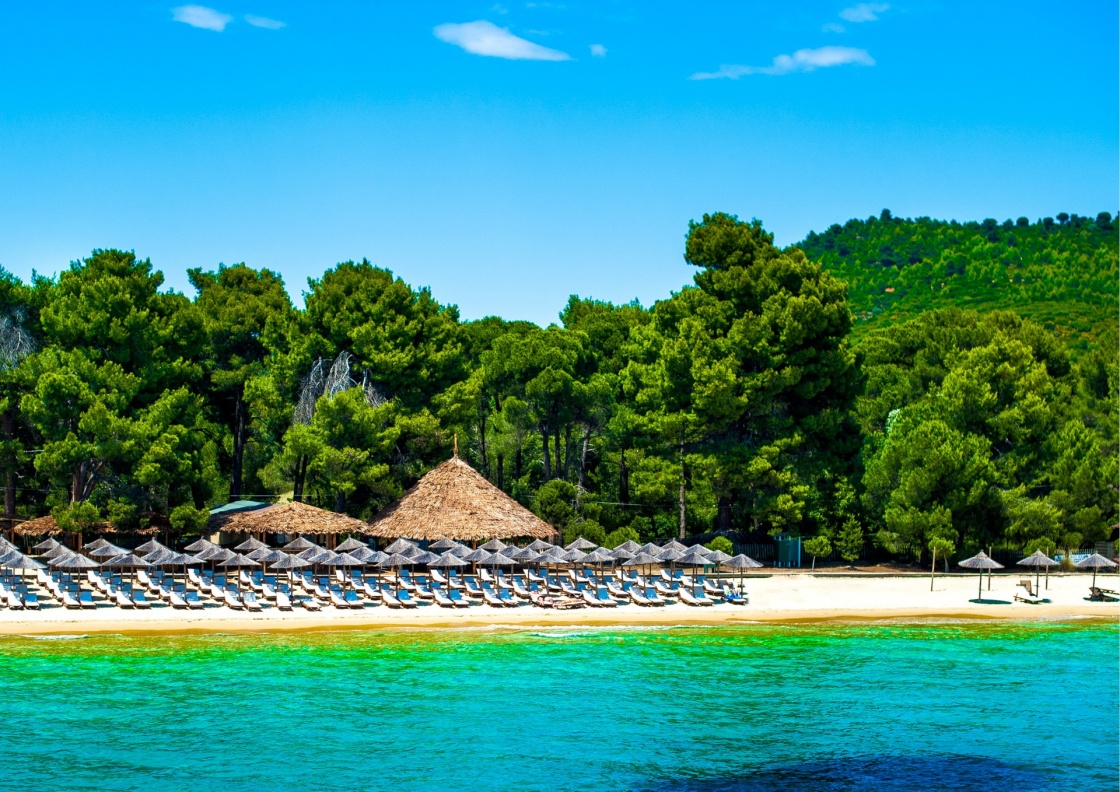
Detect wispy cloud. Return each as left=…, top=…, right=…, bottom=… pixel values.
left=245, top=14, right=285, bottom=29
left=839, top=3, right=890, bottom=23
left=434, top=20, right=570, bottom=61
left=822, top=22, right=846, bottom=33
left=589, top=43, right=607, bottom=57
left=691, top=46, right=874, bottom=80
left=171, top=5, right=232, bottom=32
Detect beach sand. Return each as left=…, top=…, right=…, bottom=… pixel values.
left=1, top=572, right=1115, bottom=635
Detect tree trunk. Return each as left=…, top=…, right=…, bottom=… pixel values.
left=930, top=547, right=937, bottom=591
left=335, top=491, right=345, bottom=513
left=678, top=442, right=687, bottom=539
left=496, top=453, right=504, bottom=491
left=478, top=409, right=489, bottom=479
left=230, top=392, right=247, bottom=501
left=293, top=455, right=307, bottom=502
left=562, top=425, right=573, bottom=479
left=554, top=428, right=563, bottom=480
left=2, top=408, right=14, bottom=527
left=812, top=554, right=817, bottom=570
left=619, top=450, right=630, bottom=506
left=576, top=430, right=591, bottom=496
left=514, top=443, right=523, bottom=482
left=717, top=496, right=733, bottom=532
left=541, top=429, right=552, bottom=481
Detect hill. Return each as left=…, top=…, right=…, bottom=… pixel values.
left=796, top=210, right=1118, bottom=356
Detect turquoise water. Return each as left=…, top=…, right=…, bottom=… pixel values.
left=0, top=621, right=1116, bottom=791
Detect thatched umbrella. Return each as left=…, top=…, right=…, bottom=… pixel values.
left=638, top=542, right=663, bottom=556
left=88, top=542, right=128, bottom=560
left=526, top=538, right=554, bottom=552
left=385, top=538, right=417, bottom=555
left=564, top=548, right=589, bottom=565
left=32, top=537, right=63, bottom=553
left=430, top=551, right=468, bottom=569
left=463, top=548, right=492, bottom=563
left=42, top=544, right=73, bottom=561
left=565, top=537, right=597, bottom=551
left=51, top=552, right=100, bottom=572
left=623, top=551, right=663, bottom=584
left=246, top=546, right=275, bottom=561
left=218, top=553, right=261, bottom=574
left=134, top=538, right=169, bottom=555
left=0, top=536, right=16, bottom=553
left=347, top=546, right=378, bottom=563
left=0, top=550, right=45, bottom=601
left=662, top=539, right=688, bottom=553
left=85, top=537, right=113, bottom=552
left=959, top=551, right=1004, bottom=601
left=234, top=536, right=269, bottom=553
left=584, top=547, right=615, bottom=581
left=1016, top=550, right=1058, bottom=592
left=335, top=537, right=369, bottom=553
left=222, top=500, right=370, bottom=540
left=429, top=537, right=459, bottom=551
left=480, top=538, right=508, bottom=552
left=678, top=546, right=713, bottom=593
left=377, top=551, right=417, bottom=594
left=298, top=547, right=331, bottom=563
left=183, top=537, right=217, bottom=553
left=268, top=552, right=311, bottom=592
left=1076, top=553, right=1118, bottom=590
left=101, top=552, right=151, bottom=593
left=367, top=455, right=557, bottom=542
left=722, top=553, right=763, bottom=592
left=283, top=536, right=320, bottom=553
left=615, top=539, right=641, bottom=554
left=706, top=549, right=733, bottom=565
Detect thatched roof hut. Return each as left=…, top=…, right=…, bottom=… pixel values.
left=220, top=500, right=370, bottom=536
left=14, top=516, right=62, bottom=537
left=366, top=455, right=557, bottom=542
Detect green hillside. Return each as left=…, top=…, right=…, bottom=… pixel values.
left=796, top=210, right=1118, bottom=356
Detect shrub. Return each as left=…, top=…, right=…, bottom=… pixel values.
left=563, top=519, right=605, bottom=547
left=603, top=525, right=640, bottom=550
left=705, top=536, right=734, bottom=555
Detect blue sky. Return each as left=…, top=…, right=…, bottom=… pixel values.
left=0, top=2, right=1116, bottom=325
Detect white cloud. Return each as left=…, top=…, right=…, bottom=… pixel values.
left=433, top=20, right=570, bottom=61
left=589, top=43, right=607, bottom=57
left=171, top=5, right=232, bottom=32
left=839, top=3, right=890, bottom=23
left=822, top=22, right=846, bottom=33
left=245, top=14, right=285, bottom=29
left=690, top=46, right=874, bottom=80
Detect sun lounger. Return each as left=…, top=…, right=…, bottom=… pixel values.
left=1089, top=586, right=1119, bottom=602
left=78, top=590, right=97, bottom=609
left=61, top=590, right=80, bottom=609
left=299, top=596, right=321, bottom=611
left=114, top=589, right=133, bottom=609
left=396, top=589, right=419, bottom=609
left=643, top=587, right=667, bottom=606
left=482, top=588, right=507, bottom=607
left=275, top=591, right=293, bottom=611
left=223, top=590, right=243, bottom=610
left=1015, top=580, right=1045, bottom=604
left=184, top=591, right=204, bottom=610
left=702, top=579, right=726, bottom=596
left=169, top=590, right=188, bottom=609
left=381, top=588, right=402, bottom=609
left=343, top=591, right=363, bottom=609
left=722, top=589, right=748, bottom=605
left=679, top=587, right=713, bottom=606
left=629, top=587, right=650, bottom=606
left=131, top=590, right=151, bottom=609
left=432, top=587, right=456, bottom=608
left=242, top=591, right=263, bottom=612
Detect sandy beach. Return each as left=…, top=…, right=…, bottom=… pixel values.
left=1, top=571, right=1115, bottom=635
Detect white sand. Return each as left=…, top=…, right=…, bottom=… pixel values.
left=0, top=572, right=1114, bottom=635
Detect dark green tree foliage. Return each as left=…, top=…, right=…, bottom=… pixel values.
left=799, top=211, right=1118, bottom=356
left=188, top=263, right=294, bottom=501
left=0, top=208, right=1113, bottom=555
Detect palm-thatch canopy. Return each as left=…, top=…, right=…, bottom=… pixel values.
left=221, top=500, right=370, bottom=536
left=366, top=456, right=557, bottom=542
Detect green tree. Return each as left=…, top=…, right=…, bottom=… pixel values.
left=705, top=535, right=734, bottom=555
left=928, top=536, right=955, bottom=589
left=803, top=534, right=832, bottom=570
left=836, top=517, right=864, bottom=567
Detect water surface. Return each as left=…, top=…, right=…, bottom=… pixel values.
left=0, top=621, right=1115, bottom=791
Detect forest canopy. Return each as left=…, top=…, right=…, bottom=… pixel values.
left=0, top=209, right=1115, bottom=563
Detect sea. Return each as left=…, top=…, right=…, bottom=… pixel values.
left=0, top=620, right=1115, bottom=791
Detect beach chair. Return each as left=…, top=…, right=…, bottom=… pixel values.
left=629, top=587, right=651, bottom=606
left=223, top=589, right=243, bottom=610
left=299, top=596, right=321, bottom=611
left=132, top=590, right=151, bottom=609
left=78, top=590, right=97, bottom=609
left=169, top=590, right=188, bottom=609
left=113, top=589, right=133, bottom=609
left=580, top=588, right=604, bottom=607
left=396, top=589, right=420, bottom=609
left=679, top=587, right=713, bottom=607
left=643, top=586, right=667, bottom=606
left=512, top=578, right=531, bottom=599
left=722, top=589, right=748, bottom=605
left=482, top=587, right=507, bottom=607
left=447, top=589, right=471, bottom=608
left=702, top=578, right=726, bottom=596
left=329, top=588, right=349, bottom=609
left=432, top=587, right=456, bottom=608
left=463, top=577, right=484, bottom=599
left=497, top=589, right=522, bottom=607
left=1015, top=580, right=1045, bottom=604
left=276, top=590, right=293, bottom=611
left=242, top=591, right=263, bottom=612
left=61, top=589, right=80, bottom=609
left=362, top=580, right=382, bottom=601
left=343, top=591, right=363, bottom=609
left=380, top=587, right=403, bottom=609
left=183, top=591, right=204, bottom=610
left=594, top=587, right=620, bottom=607
left=1089, top=587, right=1119, bottom=602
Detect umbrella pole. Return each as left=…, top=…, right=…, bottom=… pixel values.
left=977, top=569, right=983, bottom=602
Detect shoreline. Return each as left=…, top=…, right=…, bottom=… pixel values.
left=1, top=573, right=1116, bottom=636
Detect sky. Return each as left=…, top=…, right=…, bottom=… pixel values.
left=0, top=1, right=1116, bottom=325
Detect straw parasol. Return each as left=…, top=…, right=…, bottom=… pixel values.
left=88, top=542, right=128, bottom=560
left=335, top=537, right=369, bottom=553
left=463, top=548, right=492, bottom=563
left=638, top=542, right=663, bottom=556
left=183, top=537, right=217, bottom=553
left=32, top=537, right=63, bottom=553
left=526, top=539, right=554, bottom=552
left=1075, top=553, right=1118, bottom=590
left=384, top=538, right=417, bottom=554
left=85, top=538, right=113, bottom=551
left=623, top=551, right=662, bottom=569
left=662, top=539, right=688, bottom=553
left=42, top=544, right=73, bottom=561
left=722, top=553, right=763, bottom=592
left=347, top=546, right=378, bottom=563
left=565, top=537, right=597, bottom=551
left=234, top=536, right=270, bottom=553
left=135, top=538, right=169, bottom=555
left=430, top=537, right=460, bottom=551
left=480, top=538, right=508, bottom=552
left=50, top=552, right=100, bottom=570
left=224, top=500, right=370, bottom=537
left=0, top=550, right=45, bottom=597
left=377, top=551, right=417, bottom=593
left=564, top=548, right=589, bottom=565
left=1016, top=550, right=1058, bottom=592
left=959, top=551, right=1004, bottom=601
left=366, top=455, right=557, bottom=542
left=282, top=536, right=321, bottom=553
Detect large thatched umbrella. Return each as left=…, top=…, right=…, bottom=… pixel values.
left=335, top=537, right=369, bottom=553
left=283, top=536, right=320, bottom=553
left=101, top=552, right=151, bottom=593
left=1076, top=553, right=1118, bottom=590
left=959, top=551, right=1004, bottom=601
left=88, top=542, right=128, bottom=560
left=0, top=550, right=45, bottom=601
left=135, top=538, right=169, bottom=555
left=183, top=537, right=217, bottom=553
left=378, top=551, right=417, bottom=594
left=1017, top=550, right=1058, bottom=592
left=32, top=537, right=63, bottom=553
left=430, top=537, right=459, bottom=551
left=526, top=538, right=554, bottom=552
left=384, top=538, right=417, bottom=554
left=224, top=501, right=370, bottom=541
left=366, top=455, right=557, bottom=543
left=565, top=537, right=597, bottom=551
left=234, top=536, right=269, bottom=553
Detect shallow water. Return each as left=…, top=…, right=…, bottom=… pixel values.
left=0, top=621, right=1115, bottom=791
